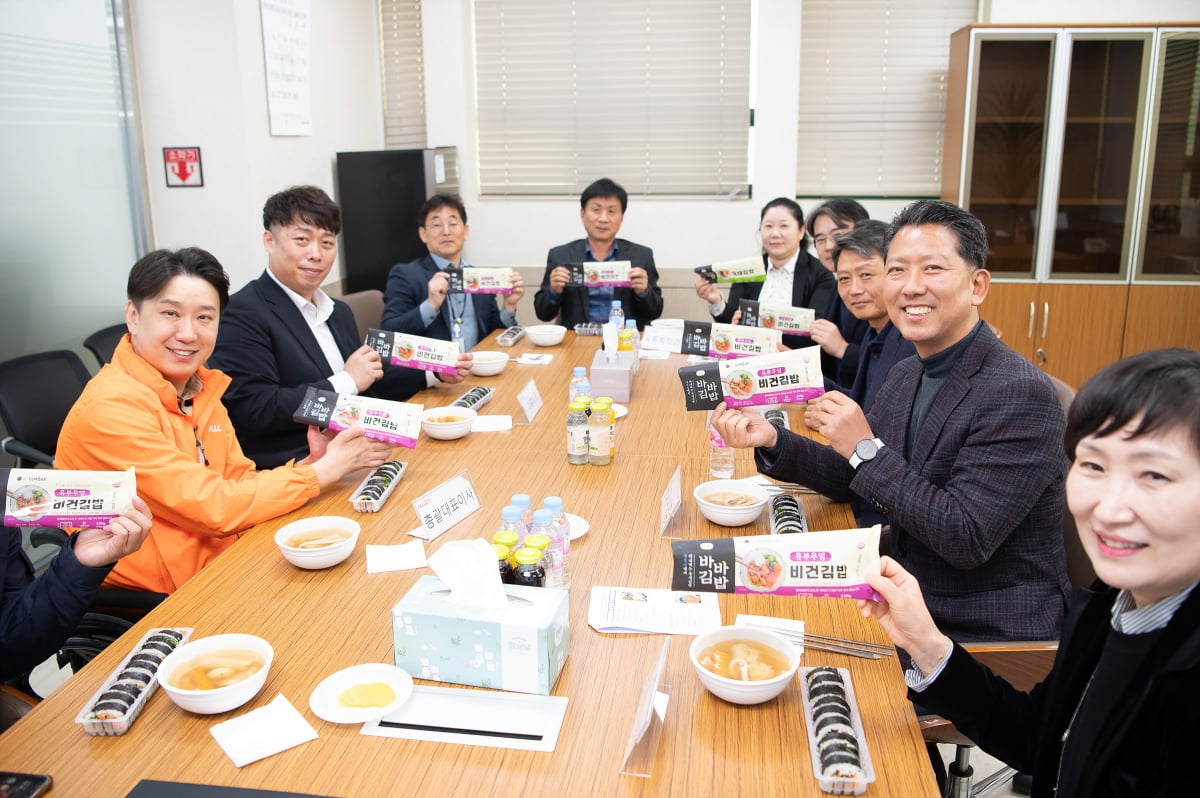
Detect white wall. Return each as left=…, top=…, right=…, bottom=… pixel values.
left=130, top=0, right=384, bottom=290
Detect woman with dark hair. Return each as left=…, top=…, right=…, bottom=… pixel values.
left=807, top=199, right=871, bottom=386
left=57, top=248, right=392, bottom=595
left=859, top=348, right=1200, bottom=796
left=693, top=197, right=835, bottom=350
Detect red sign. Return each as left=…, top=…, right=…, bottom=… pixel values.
left=163, top=147, right=203, bottom=187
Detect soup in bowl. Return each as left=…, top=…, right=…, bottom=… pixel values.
left=274, top=515, right=360, bottom=569
left=158, top=633, right=274, bottom=714
left=421, top=406, right=477, bottom=440
left=693, top=480, right=769, bottom=526
left=689, top=626, right=799, bottom=705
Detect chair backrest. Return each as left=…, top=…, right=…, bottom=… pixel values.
left=0, top=350, right=92, bottom=467
left=1046, top=374, right=1098, bottom=591
left=82, top=323, right=128, bottom=368
left=340, top=289, right=385, bottom=342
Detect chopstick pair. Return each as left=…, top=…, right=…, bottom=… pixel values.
left=746, top=623, right=894, bottom=661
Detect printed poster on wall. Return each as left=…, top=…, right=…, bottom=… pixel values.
left=260, top=0, right=312, bottom=136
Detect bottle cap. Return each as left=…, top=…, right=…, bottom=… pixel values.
left=532, top=508, right=553, bottom=526
left=492, top=543, right=511, bottom=560
left=624, top=319, right=636, bottom=329
left=523, top=533, right=551, bottom=551
left=568, top=400, right=588, bottom=412
left=510, top=493, right=531, bottom=509
left=493, top=529, right=519, bottom=548
left=543, top=495, right=563, bottom=512
left=514, top=547, right=543, bottom=566
left=611, top=300, right=622, bottom=308
left=577, top=380, right=591, bottom=394
left=573, top=366, right=586, bottom=377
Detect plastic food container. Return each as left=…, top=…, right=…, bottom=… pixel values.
left=75, top=627, right=193, bottom=736
left=350, top=460, right=407, bottom=513
left=451, top=386, right=494, bottom=411
left=799, top=666, right=876, bottom=795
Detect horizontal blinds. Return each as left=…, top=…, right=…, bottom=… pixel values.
left=379, top=0, right=427, bottom=150
left=796, top=0, right=976, bottom=197
left=473, top=0, right=751, bottom=197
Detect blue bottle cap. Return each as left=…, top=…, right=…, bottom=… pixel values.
left=543, top=495, right=563, bottom=512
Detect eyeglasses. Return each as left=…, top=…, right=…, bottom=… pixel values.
left=425, top=220, right=463, bottom=233
left=814, top=229, right=848, bottom=248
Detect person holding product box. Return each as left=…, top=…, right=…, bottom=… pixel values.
left=57, top=248, right=393, bottom=595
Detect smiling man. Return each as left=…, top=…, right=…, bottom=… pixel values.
left=211, top=186, right=461, bottom=469
left=712, top=200, right=1071, bottom=644
left=533, top=178, right=663, bottom=329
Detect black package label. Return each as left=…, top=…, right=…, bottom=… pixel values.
left=671, top=538, right=736, bottom=592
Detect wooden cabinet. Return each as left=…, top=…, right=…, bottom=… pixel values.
left=946, top=25, right=1200, bottom=385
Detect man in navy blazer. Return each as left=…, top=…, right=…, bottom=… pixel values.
left=533, top=178, right=663, bottom=330
left=382, top=194, right=523, bottom=350
left=212, top=186, right=462, bottom=469
left=713, top=200, right=1071, bottom=643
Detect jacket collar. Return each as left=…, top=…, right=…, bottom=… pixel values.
left=111, top=335, right=229, bottom=417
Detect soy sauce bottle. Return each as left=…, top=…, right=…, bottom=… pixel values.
left=493, top=543, right=514, bottom=584
left=511, top=547, right=546, bottom=587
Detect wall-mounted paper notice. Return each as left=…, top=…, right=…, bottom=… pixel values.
left=261, top=0, right=313, bottom=136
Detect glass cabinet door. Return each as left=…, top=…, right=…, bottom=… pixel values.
left=1140, top=30, right=1200, bottom=279
left=1049, top=34, right=1150, bottom=279
left=965, top=37, right=1054, bottom=277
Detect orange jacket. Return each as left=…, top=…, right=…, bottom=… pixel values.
left=57, top=336, right=320, bottom=594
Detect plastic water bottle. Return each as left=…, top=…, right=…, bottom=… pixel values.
left=510, top=493, right=534, bottom=528
left=568, top=366, right=588, bottom=403
left=708, top=412, right=734, bottom=479
left=541, top=497, right=572, bottom=588
left=609, top=300, right=624, bottom=330
left=527, top=509, right=560, bottom=586
left=574, top=380, right=592, bottom=415
left=566, top=400, right=590, bottom=465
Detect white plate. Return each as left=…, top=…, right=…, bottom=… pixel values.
left=309, top=663, right=414, bottom=724
left=651, top=318, right=684, bottom=328
left=565, top=513, right=590, bottom=541
left=611, top=403, right=628, bottom=420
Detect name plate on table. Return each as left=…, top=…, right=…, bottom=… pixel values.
left=566, top=261, right=631, bottom=287
left=444, top=267, right=513, bottom=294
left=707, top=322, right=782, bottom=359
left=292, top=388, right=423, bottom=448
left=694, top=255, right=764, bottom=284
left=515, top=378, right=543, bottom=425
left=677, top=346, right=825, bottom=411
left=640, top=320, right=714, bottom=356
left=738, top=299, right=816, bottom=336
left=410, top=470, right=481, bottom=541
left=367, top=328, right=461, bottom=376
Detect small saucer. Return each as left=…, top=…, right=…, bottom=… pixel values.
left=565, top=513, right=590, bottom=541
left=309, top=663, right=413, bottom=724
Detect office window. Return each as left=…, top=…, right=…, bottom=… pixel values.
left=473, top=0, right=751, bottom=197
left=379, top=0, right=427, bottom=149
left=796, top=0, right=976, bottom=198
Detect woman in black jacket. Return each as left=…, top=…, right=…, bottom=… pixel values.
left=859, top=347, right=1200, bottom=797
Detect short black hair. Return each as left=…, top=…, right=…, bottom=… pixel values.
left=127, top=248, right=230, bottom=311
left=807, top=198, right=870, bottom=233
left=419, top=193, right=468, bottom=226
left=1065, top=348, right=1200, bottom=459
left=832, top=219, right=888, bottom=268
left=262, top=185, right=341, bottom=235
left=885, top=200, right=988, bottom=271
left=581, top=178, right=628, bottom=213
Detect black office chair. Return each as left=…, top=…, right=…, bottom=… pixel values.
left=82, top=323, right=128, bottom=368
left=0, top=349, right=92, bottom=467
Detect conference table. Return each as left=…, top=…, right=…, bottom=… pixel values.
left=0, top=329, right=938, bottom=797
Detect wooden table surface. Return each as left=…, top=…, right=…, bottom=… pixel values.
left=0, top=331, right=937, bottom=798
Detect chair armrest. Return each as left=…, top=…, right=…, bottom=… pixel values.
left=1, top=437, right=54, bottom=467
left=29, top=527, right=70, bottom=549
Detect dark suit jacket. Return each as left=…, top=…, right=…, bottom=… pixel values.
left=381, top=255, right=506, bottom=343
left=757, top=324, right=1071, bottom=641
left=714, top=252, right=835, bottom=350
left=820, top=289, right=870, bottom=387
left=211, top=272, right=425, bottom=469
left=533, top=238, right=663, bottom=330
left=920, top=583, right=1200, bottom=797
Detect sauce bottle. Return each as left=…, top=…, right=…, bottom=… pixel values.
left=511, top=547, right=546, bottom=587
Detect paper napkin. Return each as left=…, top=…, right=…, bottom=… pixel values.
left=209, top=694, right=318, bottom=768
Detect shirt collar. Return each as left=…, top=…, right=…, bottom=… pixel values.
left=766, top=250, right=799, bottom=275
left=1110, top=583, right=1197, bottom=634
left=429, top=252, right=468, bottom=270
left=266, top=268, right=334, bottom=323
left=585, top=240, right=619, bottom=262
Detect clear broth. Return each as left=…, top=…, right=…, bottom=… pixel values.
left=699, top=640, right=790, bottom=681
left=703, top=491, right=760, bottom=507
left=168, top=648, right=265, bottom=690
left=285, top=528, right=352, bottom=549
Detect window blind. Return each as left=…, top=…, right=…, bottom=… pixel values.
left=796, top=0, right=976, bottom=198
left=379, top=0, right=427, bottom=150
left=473, top=0, right=751, bottom=197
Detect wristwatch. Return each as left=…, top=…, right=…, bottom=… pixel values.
left=849, top=437, right=886, bottom=470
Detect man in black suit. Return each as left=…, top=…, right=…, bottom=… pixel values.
left=533, top=178, right=663, bottom=330
left=211, top=186, right=466, bottom=469
left=381, top=194, right=524, bottom=350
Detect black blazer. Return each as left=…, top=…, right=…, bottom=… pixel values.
left=381, top=255, right=506, bottom=343
left=210, top=272, right=425, bottom=469
left=713, top=251, right=835, bottom=350
left=820, top=288, right=870, bottom=388
left=533, top=238, right=663, bottom=330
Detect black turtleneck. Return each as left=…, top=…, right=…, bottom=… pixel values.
left=905, top=321, right=985, bottom=458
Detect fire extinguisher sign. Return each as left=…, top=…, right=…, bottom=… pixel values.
left=163, top=147, right=203, bottom=187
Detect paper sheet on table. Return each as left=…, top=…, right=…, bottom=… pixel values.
left=517, top=353, right=554, bottom=365
left=365, top=540, right=426, bottom=573
left=361, top=685, right=567, bottom=752
left=209, top=694, right=317, bottom=768
left=587, top=586, right=721, bottom=634
left=471, top=414, right=512, bottom=432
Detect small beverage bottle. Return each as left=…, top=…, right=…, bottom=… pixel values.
left=568, top=366, right=588, bottom=403
left=617, top=328, right=634, bottom=352
left=567, top=400, right=590, bottom=465
left=494, top=505, right=525, bottom=549
left=608, top=300, right=624, bottom=330
left=588, top=399, right=612, bottom=466
left=493, top=543, right=514, bottom=584
left=708, top=411, right=735, bottom=479
left=624, top=319, right=640, bottom=373
left=510, top=493, right=534, bottom=528
left=542, top=496, right=571, bottom=587
left=526, top=509, right=557, bottom=585
left=575, top=380, right=592, bottom=415
left=511, top=547, right=546, bottom=587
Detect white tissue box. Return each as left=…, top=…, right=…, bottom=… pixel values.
left=391, top=575, right=570, bottom=695
left=590, top=349, right=633, bottom=402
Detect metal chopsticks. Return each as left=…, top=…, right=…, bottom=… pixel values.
left=745, top=623, right=894, bottom=660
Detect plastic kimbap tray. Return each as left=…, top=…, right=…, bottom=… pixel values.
left=799, top=666, right=875, bottom=795
left=451, top=386, right=494, bottom=411
left=75, top=626, right=193, bottom=736
left=350, top=460, right=407, bottom=513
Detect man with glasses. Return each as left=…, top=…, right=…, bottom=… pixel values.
left=382, top=194, right=524, bottom=350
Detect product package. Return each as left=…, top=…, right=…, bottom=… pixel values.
left=706, top=322, right=783, bottom=359
left=444, top=267, right=513, bottom=294
left=292, top=387, right=423, bottom=448
left=677, top=345, right=825, bottom=410
left=694, top=255, right=765, bottom=284
left=3, top=467, right=137, bottom=529
left=738, top=299, right=816, bottom=336
left=670, top=526, right=881, bottom=599
left=366, top=328, right=461, bottom=376
left=566, top=260, right=631, bottom=288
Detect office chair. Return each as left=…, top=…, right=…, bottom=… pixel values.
left=340, top=289, right=385, bottom=342
left=0, top=349, right=92, bottom=467
left=82, top=323, right=128, bottom=368
left=920, top=375, right=1088, bottom=797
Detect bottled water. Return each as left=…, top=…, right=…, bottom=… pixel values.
left=494, top=504, right=525, bottom=549
left=708, top=413, right=735, bottom=479
left=608, top=300, right=624, bottom=330
left=541, top=496, right=572, bottom=588
left=574, top=380, right=592, bottom=415
left=510, top=493, right=533, bottom=528
left=568, top=366, right=588, bottom=403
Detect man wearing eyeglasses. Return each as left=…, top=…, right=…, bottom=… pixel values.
left=382, top=194, right=524, bottom=350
